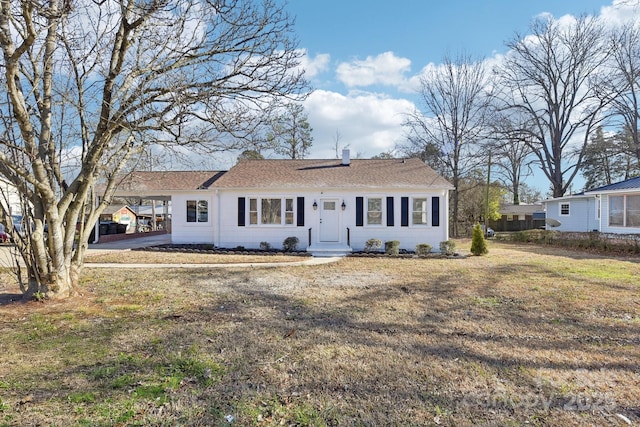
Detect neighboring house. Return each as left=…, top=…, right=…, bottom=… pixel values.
left=99, top=205, right=138, bottom=232
left=112, top=151, right=453, bottom=255
left=0, top=177, right=22, bottom=216
left=543, top=175, right=640, bottom=233
left=489, top=203, right=545, bottom=232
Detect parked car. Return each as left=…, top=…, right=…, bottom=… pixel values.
left=486, top=227, right=495, bottom=238
left=0, top=224, right=8, bottom=243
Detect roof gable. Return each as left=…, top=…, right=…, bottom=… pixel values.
left=214, top=158, right=452, bottom=189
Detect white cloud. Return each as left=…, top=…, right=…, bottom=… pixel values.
left=336, top=52, right=412, bottom=89
left=600, top=0, right=640, bottom=25
left=298, top=50, right=331, bottom=78
left=303, top=89, right=416, bottom=159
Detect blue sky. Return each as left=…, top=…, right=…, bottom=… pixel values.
left=258, top=0, right=640, bottom=196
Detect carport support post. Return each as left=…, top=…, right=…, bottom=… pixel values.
left=92, top=194, right=100, bottom=243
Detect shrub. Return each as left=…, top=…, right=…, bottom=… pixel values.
left=439, top=240, right=457, bottom=256
left=282, top=236, right=299, bottom=252
left=384, top=240, right=400, bottom=256
left=259, top=241, right=271, bottom=251
left=415, top=243, right=432, bottom=256
left=364, top=238, right=382, bottom=252
left=470, top=223, right=488, bottom=256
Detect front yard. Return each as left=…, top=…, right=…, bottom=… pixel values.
left=0, top=241, right=638, bottom=426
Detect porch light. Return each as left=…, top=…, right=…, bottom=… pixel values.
left=341, top=201, right=346, bottom=210
left=313, top=200, right=318, bottom=210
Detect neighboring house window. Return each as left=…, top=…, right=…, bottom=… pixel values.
left=507, top=214, right=513, bottom=221
left=610, top=195, right=640, bottom=227
left=187, top=200, right=208, bottom=223
left=560, top=203, right=570, bottom=216
left=247, top=197, right=295, bottom=226
left=628, top=195, right=640, bottom=227
left=412, top=197, right=427, bottom=225
left=367, top=197, right=382, bottom=225
left=518, top=214, right=526, bottom=221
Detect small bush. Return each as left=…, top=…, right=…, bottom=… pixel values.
left=385, top=240, right=400, bottom=256
left=439, top=240, right=457, bottom=256
left=282, top=236, right=299, bottom=252
left=364, top=238, right=382, bottom=252
left=259, top=241, right=271, bottom=251
left=470, top=223, right=488, bottom=256
left=415, top=243, right=432, bottom=256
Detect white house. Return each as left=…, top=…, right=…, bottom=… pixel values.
left=0, top=177, right=22, bottom=216
left=115, top=152, right=453, bottom=255
left=544, top=176, right=640, bottom=234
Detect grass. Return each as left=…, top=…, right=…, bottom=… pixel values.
left=0, top=240, right=639, bottom=426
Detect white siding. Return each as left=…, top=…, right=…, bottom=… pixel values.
left=170, top=192, right=216, bottom=244
left=545, top=197, right=598, bottom=232
left=170, top=187, right=450, bottom=252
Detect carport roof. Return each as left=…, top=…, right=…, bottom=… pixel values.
left=113, top=171, right=226, bottom=194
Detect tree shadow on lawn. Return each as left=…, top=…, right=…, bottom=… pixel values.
left=4, top=261, right=639, bottom=425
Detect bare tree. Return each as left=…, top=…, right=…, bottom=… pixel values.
left=0, top=0, right=308, bottom=300
left=487, top=111, right=536, bottom=205
left=403, top=54, right=492, bottom=237
left=496, top=15, right=611, bottom=198
left=607, top=23, right=640, bottom=160
left=267, top=102, right=313, bottom=159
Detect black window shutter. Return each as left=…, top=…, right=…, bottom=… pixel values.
left=432, top=197, right=440, bottom=227
left=237, top=197, right=245, bottom=227
left=386, top=197, right=394, bottom=226
left=356, top=197, right=364, bottom=226
left=401, top=197, right=409, bottom=227
left=297, top=197, right=305, bottom=226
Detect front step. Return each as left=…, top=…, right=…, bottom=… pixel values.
left=307, top=245, right=352, bottom=257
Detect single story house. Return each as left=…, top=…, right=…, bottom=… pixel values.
left=111, top=151, right=453, bottom=255
left=489, top=203, right=545, bottom=232
left=543, top=176, right=640, bottom=233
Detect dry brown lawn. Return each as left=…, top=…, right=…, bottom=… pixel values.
left=0, top=240, right=638, bottom=426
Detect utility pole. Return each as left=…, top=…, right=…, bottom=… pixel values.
left=484, top=151, right=492, bottom=237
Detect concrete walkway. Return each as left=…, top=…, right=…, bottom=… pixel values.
left=86, top=233, right=342, bottom=268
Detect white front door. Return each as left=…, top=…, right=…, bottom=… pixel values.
left=319, top=198, right=340, bottom=242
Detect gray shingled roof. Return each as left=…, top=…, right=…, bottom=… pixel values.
left=115, top=171, right=225, bottom=192
left=213, top=158, right=453, bottom=189
left=586, top=176, right=640, bottom=193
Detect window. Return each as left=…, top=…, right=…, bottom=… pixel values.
left=627, top=195, right=640, bottom=227
left=285, top=198, right=294, bottom=225
left=507, top=214, right=514, bottom=221
left=187, top=200, right=208, bottom=223
left=247, top=197, right=295, bottom=226
left=609, top=196, right=624, bottom=226
left=412, top=197, right=427, bottom=225
left=367, top=198, right=382, bottom=225
left=560, top=203, right=570, bottom=216
left=518, top=214, right=526, bottom=221
left=610, top=194, right=640, bottom=228
left=249, top=198, right=258, bottom=225
left=261, top=198, right=282, bottom=224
